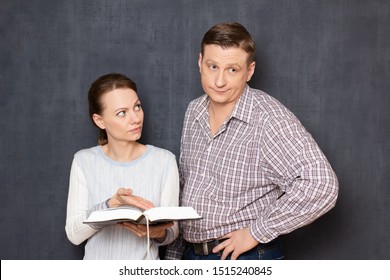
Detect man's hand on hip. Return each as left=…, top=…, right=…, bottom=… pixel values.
left=212, top=227, right=259, bottom=260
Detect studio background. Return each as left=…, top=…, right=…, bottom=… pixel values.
left=1, top=0, right=389, bottom=259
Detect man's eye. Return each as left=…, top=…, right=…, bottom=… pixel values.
left=209, top=65, right=217, bottom=70
left=229, top=68, right=237, bottom=73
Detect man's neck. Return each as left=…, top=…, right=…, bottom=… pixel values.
left=208, top=101, right=235, bottom=136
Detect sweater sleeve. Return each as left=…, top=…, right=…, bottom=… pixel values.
left=65, top=158, right=101, bottom=245
left=151, top=155, right=180, bottom=246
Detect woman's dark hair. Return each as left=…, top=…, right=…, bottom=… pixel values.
left=201, top=22, right=256, bottom=64
left=88, top=73, right=137, bottom=145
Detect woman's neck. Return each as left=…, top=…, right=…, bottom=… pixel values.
left=102, top=141, right=146, bottom=162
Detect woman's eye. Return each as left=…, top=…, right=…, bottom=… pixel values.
left=135, top=104, right=142, bottom=111
left=117, top=111, right=125, bottom=117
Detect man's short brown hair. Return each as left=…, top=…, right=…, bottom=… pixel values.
left=201, top=22, right=256, bottom=64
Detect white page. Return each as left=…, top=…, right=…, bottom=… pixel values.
left=85, top=207, right=142, bottom=223
left=143, top=206, right=201, bottom=222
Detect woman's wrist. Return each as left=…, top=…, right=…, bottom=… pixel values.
left=154, top=230, right=167, bottom=243
left=106, top=194, right=120, bottom=208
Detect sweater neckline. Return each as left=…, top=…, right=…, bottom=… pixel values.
left=96, top=144, right=152, bottom=166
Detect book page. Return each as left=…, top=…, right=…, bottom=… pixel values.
left=84, top=207, right=143, bottom=224
left=143, top=206, right=201, bottom=222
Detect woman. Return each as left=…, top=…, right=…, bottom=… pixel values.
left=65, top=73, right=179, bottom=259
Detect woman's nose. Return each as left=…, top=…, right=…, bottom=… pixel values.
left=130, top=112, right=141, bottom=124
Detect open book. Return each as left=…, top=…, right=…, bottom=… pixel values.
left=84, top=206, right=201, bottom=226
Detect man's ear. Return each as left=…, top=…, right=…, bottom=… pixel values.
left=92, top=114, right=105, bottom=129
left=198, top=53, right=203, bottom=74
left=246, top=61, right=256, bottom=82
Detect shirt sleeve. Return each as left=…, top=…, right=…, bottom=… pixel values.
left=164, top=233, right=187, bottom=260
left=65, top=158, right=105, bottom=245
left=250, top=116, right=339, bottom=243
left=151, top=155, right=180, bottom=246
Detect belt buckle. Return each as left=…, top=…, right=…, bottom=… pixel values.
left=193, top=242, right=209, bottom=255
left=202, top=242, right=209, bottom=255
left=193, top=240, right=221, bottom=256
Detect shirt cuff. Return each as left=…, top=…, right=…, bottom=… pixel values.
left=250, top=219, right=278, bottom=244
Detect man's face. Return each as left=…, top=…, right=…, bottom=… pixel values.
left=198, top=44, right=255, bottom=106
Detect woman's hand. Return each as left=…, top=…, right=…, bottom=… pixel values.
left=121, top=222, right=174, bottom=242
left=107, top=188, right=154, bottom=210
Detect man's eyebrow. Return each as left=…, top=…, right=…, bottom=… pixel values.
left=204, top=59, right=241, bottom=67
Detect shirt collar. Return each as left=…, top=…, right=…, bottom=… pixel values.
left=231, top=84, right=253, bottom=124
left=194, top=95, right=209, bottom=123
left=194, top=84, right=253, bottom=125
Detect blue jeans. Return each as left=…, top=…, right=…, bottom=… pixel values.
left=183, top=239, right=284, bottom=260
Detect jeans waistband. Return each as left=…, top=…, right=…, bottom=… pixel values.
left=188, top=238, right=281, bottom=256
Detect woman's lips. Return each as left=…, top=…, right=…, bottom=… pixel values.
left=129, top=126, right=142, bottom=133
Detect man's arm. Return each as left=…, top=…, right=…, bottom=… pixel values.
left=251, top=116, right=339, bottom=243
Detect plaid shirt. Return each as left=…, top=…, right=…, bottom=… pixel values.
left=165, top=85, right=338, bottom=259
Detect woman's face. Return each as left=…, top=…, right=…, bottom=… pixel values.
left=93, top=88, right=144, bottom=143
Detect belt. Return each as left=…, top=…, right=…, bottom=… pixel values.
left=190, top=239, right=226, bottom=256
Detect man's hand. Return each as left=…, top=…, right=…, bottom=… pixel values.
left=108, top=188, right=154, bottom=210
left=212, top=227, right=259, bottom=260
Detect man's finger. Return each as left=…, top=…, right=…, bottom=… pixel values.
left=221, top=246, right=234, bottom=260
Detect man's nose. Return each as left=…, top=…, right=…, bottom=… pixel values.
left=215, top=71, right=227, bottom=87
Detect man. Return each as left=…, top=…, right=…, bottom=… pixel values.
left=165, top=22, right=338, bottom=260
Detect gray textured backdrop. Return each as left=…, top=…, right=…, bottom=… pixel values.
left=1, top=0, right=389, bottom=259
